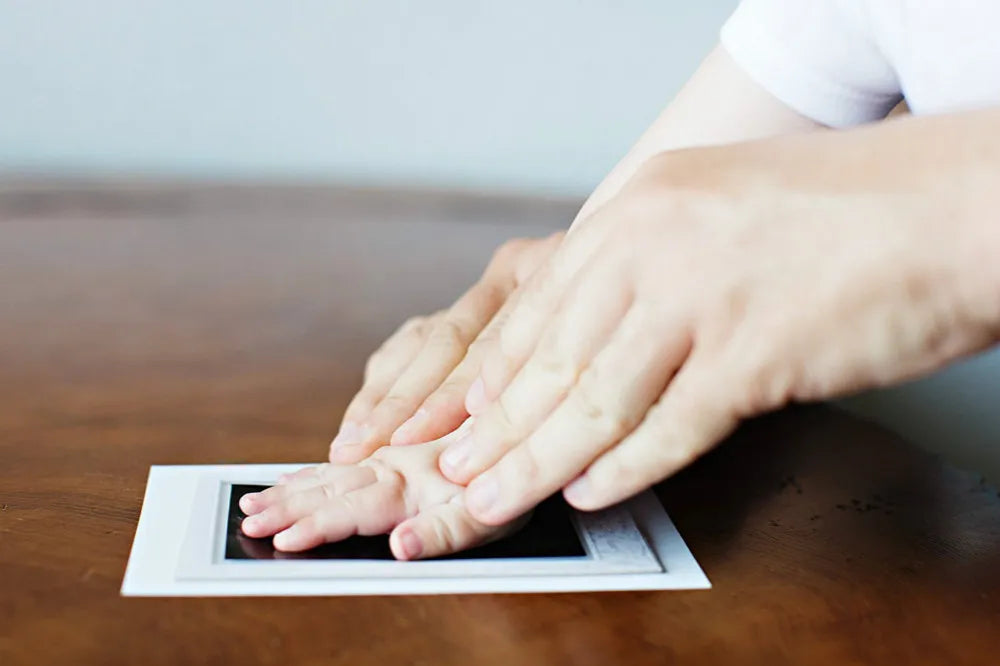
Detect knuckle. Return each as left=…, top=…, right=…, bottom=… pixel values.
left=491, top=237, right=529, bottom=266
left=344, top=396, right=376, bottom=424
left=507, top=448, right=542, bottom=488
left=490, top=391, right=520, bottom=434
left=481, top=348, right=514, bottom=393
left=363, top=456, right=404, bottom=488
left=588, top=459, right=632, bottom=498
left=496, top=323, right=535, bottom=370
left=367, top=447, right=391, bottom=463
left=514, top=235, right=561, bottom=283
left=466, top=328, right=499, bottom=358
left=263, top=502, right=287, bottom=523
left=299, top=512, right=325, bottom=538
left=265, top=504, right=289, bottom=526
left=363, top=353, right=389, bottom=381
left=532, top=343, right=579, bottom=393
left=497, top=320, right=520, bottom=360
left=400, top=315, right=431, bottom=335
left=462, top=324, right=503, bottom=360
left=544, top=230, right=566, bottom=246
left=428, top=317, right=469, bottom=351
left=427, top=515, right=464, bottom=554
left=427, top=378, right=472, bottom=411
left=732, top=363, right=791, bottom=417
left=376, top=392, right=412, bottom=415
left=333, top=494, right=357, bottom=522
left=569, top=381, right=631, bottom=441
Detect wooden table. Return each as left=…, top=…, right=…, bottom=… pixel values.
left=2, top=180, right=999, bottom=665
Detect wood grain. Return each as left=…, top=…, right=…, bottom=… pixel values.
left=2, top=180, right=999, bottom=665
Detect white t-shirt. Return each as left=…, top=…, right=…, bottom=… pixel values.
left=720, top=0, right=1000, bottom=127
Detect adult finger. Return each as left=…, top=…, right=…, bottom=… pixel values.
left=331, top=315, right=437, bottom=461
left=353, top=274, right=512, bottom=453
left=474, top=218, right=611, bottom=409
left=562, top=352, right=738, bottom=511
left=440, top=256, right=631, bottom=485
left=461, top=307, right=689, bottom=525
left=390, top=293, right=516, bottom=446
left=388, top=233, right=567, bottom=446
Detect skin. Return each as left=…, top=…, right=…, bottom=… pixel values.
left=330, top=47, right=817, bottom=464
left=248, top=47, right=1000, bottom=559
left=251, top=47, right=824, bottom=558
left=242, top=420, right=521, bottom=559
left=447, top=107, right=1000, bottom=524
left=328, top=232, right=564, bottom=463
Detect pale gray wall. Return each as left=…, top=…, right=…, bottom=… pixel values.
left=2, top=0, right=997, bottom=479
left=0, top=0, right=736, bottom=194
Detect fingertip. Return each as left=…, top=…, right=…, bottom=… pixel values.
left=389, top=408, right=429, bottom=446
left=562, top=476, right=599, bottom=511
left=273, top=522, right=308, bottom=552
left=390, top=526, right=424, bottom=560
left=238, top=493, right=258, bottom=514
left=464, top=475, right=508, bottom=526
left=464, top=377, right=488, bottom=415
left=438, top=435, right=473, bottom=483
left=240, top=514, right=263, bottom=537
left=272, top=532, right=292, bottom=551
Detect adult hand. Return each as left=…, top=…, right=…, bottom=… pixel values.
left=329, top=232, right=564, bottom=463
left=438, top=117, right=1000, bottom=526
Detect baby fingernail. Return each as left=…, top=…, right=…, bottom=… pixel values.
left=273, top=524, right=302, bottom=550
left=239, top=493, right=259, bottom=512
left=440, top=435, right=472, bottom=475
left=391, top=409, right=429, bottom=445
left=241, top=515, right=260, bottom=534
left=465, top=377, right=487, bottom=415
left=466, top=475, right=499, bottom=517
left=331, top=421, right=363, bottom=449
left=397, top=529, right=423, bottom=559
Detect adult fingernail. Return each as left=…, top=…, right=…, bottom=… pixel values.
left=397, top=528, right=423, bottom=559
left=466, top=475, right=499, bottom=517
left=330, top=422, right=365, bottom=455
left=563, top=475, right=591, bottom=505
left=390, top=408, right=429, bottom=446
left=465, top=377, right=487, bottom=415
left=440, top=434, right=472, bottom=476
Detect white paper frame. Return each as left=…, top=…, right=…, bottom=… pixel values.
left=176, top=474, right=662, bottom=580
left=122, top=465, right=712, bottom=596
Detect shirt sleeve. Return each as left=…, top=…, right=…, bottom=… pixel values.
left=720, top=0, right=903, bottom=127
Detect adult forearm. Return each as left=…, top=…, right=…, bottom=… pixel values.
left=732, top=105, right=1000, bottom=323
left=572, top=45, right=820, bottom=225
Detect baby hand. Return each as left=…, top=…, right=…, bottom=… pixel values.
left=240, top=424, right=519, bottom=559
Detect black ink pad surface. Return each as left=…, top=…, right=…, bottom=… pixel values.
left=226, top=484, right=586, bottom=561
